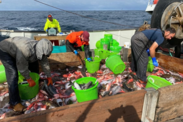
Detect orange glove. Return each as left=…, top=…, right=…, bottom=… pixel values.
left=27, top=78, right=36, bottom=87
left=47, top=77, right=53, bottom=86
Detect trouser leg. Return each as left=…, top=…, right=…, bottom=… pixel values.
left=136, top=50, right=148, bottom=81
left=130, top=48, right=137, bottom=72
left=0, top=49, right=20, bottom=106
left=131, top=35, right=149, bottom=82
left=175, top=44, right=181, bottom=58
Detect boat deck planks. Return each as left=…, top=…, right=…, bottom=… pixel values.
left=1, top=90, right=146, bottom=122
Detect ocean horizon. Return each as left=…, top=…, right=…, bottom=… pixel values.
left=0, top=10, right=151, bottom=32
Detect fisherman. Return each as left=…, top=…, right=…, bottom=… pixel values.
left=66, top=31, right=92, bottom=61
left=131, top=27, right=176, bottom=84
left=44, top=14, right=62, bottom=45
left=0, top=37, right=53, bottom=112
left=44, top=14, right=61, bottom=33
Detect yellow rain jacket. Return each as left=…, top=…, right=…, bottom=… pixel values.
left=44, top=18, right=61, bottom=33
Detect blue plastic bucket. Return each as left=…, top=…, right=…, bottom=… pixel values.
left=52, top=45, right=67, bottom=53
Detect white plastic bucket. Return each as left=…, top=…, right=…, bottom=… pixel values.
left=124, top=42, right=130, bottom=48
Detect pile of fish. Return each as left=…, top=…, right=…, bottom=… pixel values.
left=0, top=62, right=183, bottom=119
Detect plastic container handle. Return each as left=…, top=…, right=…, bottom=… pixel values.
left=94, top=79, right=98, bottom=84
left=149, top=77, right=154, bottom=83
left=105, top=57, right=108, bottom=62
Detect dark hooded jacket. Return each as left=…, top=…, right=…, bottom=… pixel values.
left=0, top=37, right=53, bottom=79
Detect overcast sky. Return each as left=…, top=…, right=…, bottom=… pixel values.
left=0, top=0, right=148, bottom=11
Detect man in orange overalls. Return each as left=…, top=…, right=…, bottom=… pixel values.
left=66, top=31, right=92, bottom=61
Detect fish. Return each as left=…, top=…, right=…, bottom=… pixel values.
left=74, top=82, right=81, bottom=90
left=100, top=91, right=110, bottom=97
left=65, top=87, right=74, bottom=96
left=166, top=77, right=175, bottom=84
left=97, top=70, right=103, bottom=74
left=0, top=113, right=6, bottom=119
left=43, top=80, right=57, bottom=98
left=27, top=101, right=38, bottom=110
left=109, top=85, right=122, bottom=96
left=122, top=83, right=133, bottom=92
left=0, top=84, right=8, bottom=91
left=65, top=95, right=77, bottom=105
left=106, top=82, right=112, bottom=91
left=52, top=99, right=63, bottom=107
left=84, top=81, right=94, bottom=89
left=40, top=90, right=48, bottom=96
left=24, top=107, right=34, bottom=114
left=65, top=82, right=72, bottom=90
left=0, top=91, right=8, bottom=96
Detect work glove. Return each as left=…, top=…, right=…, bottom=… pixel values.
left=46, top=29, right=48, bottom=32
left=74, top=50, right=78, bottom=55
left=152, top=57, right=159, bottom=67
left=47, top=77, right=53, bottom=86
left=27, top=78, right=36, bottom=87
left=87, top=57, right=92, bottom=62
left=146, top=49, right=150, bottom=56
left=59, top=32, right=63, bottom=34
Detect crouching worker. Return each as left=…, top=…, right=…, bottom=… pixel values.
left=0, top=37, right=53, bottom=112
left=131, top=27, right=176, bottom=84
left=65, top=31, right=92, bottom=61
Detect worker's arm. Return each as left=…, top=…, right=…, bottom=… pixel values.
left=84, top=45, right=90, bottom=58
left=44, top=21, right=49, bottom=32
left=149, top=41, right=159, bottom=58
left=39, top=56, right=53, bottom=86
left=66, top=40, right=75, bottom=52
left=16, top=50, right=30, bottom=79
left=150, top=41, right=159, bottom=67
left=39, top=55, right=51, bottom=77
left=56, top=20, right=61, bottom=33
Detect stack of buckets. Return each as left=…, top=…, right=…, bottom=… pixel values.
left=86, top=34, right=125, bottom=75
left=95, top=34, right=122, bottom=58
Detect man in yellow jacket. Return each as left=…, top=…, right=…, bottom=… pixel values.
left=44, top=14, right=61, bottom=33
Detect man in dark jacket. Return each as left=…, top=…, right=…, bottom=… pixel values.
left=0, top=37, right=53, bottom=112
left=65, top=31, right=92, bottom=61
left=131, top=27, right=176, bottom=84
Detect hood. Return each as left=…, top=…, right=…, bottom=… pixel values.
left=36, top=38, right=53, bottom=60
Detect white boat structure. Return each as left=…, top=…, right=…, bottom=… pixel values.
left=0, top=29, right=135, bottom=49
left=145, top=0, right=158, bottom=14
